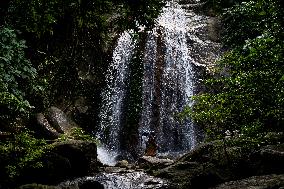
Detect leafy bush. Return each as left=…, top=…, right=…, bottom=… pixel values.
left=188, top=0, right=284, bottom=140
left=191, top=34, right=283, bottom=138
left=0, top=131, right=49, bottom=179
left=201, top=0, right=244, bottom=14
left=222, top=0, right=283, bottom=47
left=57, top=127, right=96, bottom=141
left=0, top=27, right=37, bottom=124
left=69, top=127, right=96, bottom=141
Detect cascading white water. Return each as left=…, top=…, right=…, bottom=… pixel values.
left=98, top=0, right=221, bottom=162
left=158, top=1, right=196, bottom=153
left=98, top=31, right=136, bottom=163
left=139, top=1, right=196, bottom=155
left=59, top=171, right=168, bottom=189
left=139, top=31, right=158, bottom=151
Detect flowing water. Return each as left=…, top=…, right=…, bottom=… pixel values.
left=98, top=0, right=221, bottom=163
left=139, top=1, right=196, bottom=156
left=97, top=31, right=136, bottom=162
left=59, top=170, right=168, bottom=189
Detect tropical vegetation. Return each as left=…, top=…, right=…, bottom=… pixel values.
left=0, top=0, right=164, bottom=186
left=188, top=0, right=283, bottom=140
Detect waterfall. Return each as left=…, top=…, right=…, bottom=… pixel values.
left=98, top=31, right=136, bottom=164
left=98, top=0, right=221, bottom=163
left=140, top=1, right=196, bottom=156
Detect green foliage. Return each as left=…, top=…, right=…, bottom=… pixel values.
left=3, top=0, right=165, bottom=113
left=191, top=34, right=283, bottom=139
left=0, top=131, right=49, bottom=179
left=0, top=27, right=37, bottom=122
left=57, top=127, right=96, bottom=141
left=121, top=0, right=166, bottom=30
left=70, top=127, right=95, bottom=141
left=188, top=0, right=284, bottom=140
left=222, top=0, right=283, bottom=47
left=7, top=0, right=164, bottom=36
left=8, top=0, right=112, bottom=36
left=201, top=0, right=243, bottom=14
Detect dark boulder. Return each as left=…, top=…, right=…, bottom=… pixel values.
left=74, top=97, right=89, bottom=115
left=211, top=174, right=284, bottom=189
left=33, top=113, right=60, bottom=139
left=250, top=144, right=284, bottom=175
left=138, top=156, right=174, bottom=170
left=52, top=140, right=98, bottom=176
left=18, top=152, right=72, bottom=185
left=16, top=140, right=97, bottom=187
left=153, top=136, right=284, bottom=189
left=46, top=106, right=78, bottom=134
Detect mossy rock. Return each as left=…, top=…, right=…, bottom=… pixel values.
left=51, top=140, right=98, bottom=175
left=153, top=136, right=284, bottom=189
left=16, top=140, right=97, bottom=187
left=212, top=174, right=284, bottom=189
left=17, top=152, right=72, bottom=186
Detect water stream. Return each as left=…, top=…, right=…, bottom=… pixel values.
left=59, top=170, right=168, bottom=189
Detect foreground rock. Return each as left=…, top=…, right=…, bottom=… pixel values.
left=115, top=160, right=129, bottom=168
left=46, top=106, right=78, bottom=134
left=17, top=140, right=97, bottom=186
left=31, top=106, right=80, bottom=139
left=52, top=140, right=98, bottom=175
left=58, top=178, right=104, bottom=189
left=211, top=174, right=284, bottom=189
left=17, top=180, right=104, bottom=189
left=34, top=113, right=60, bottom=139
left=138, top=156, right=174, bottom=170
left=153, top=134, right=284, bottom=188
